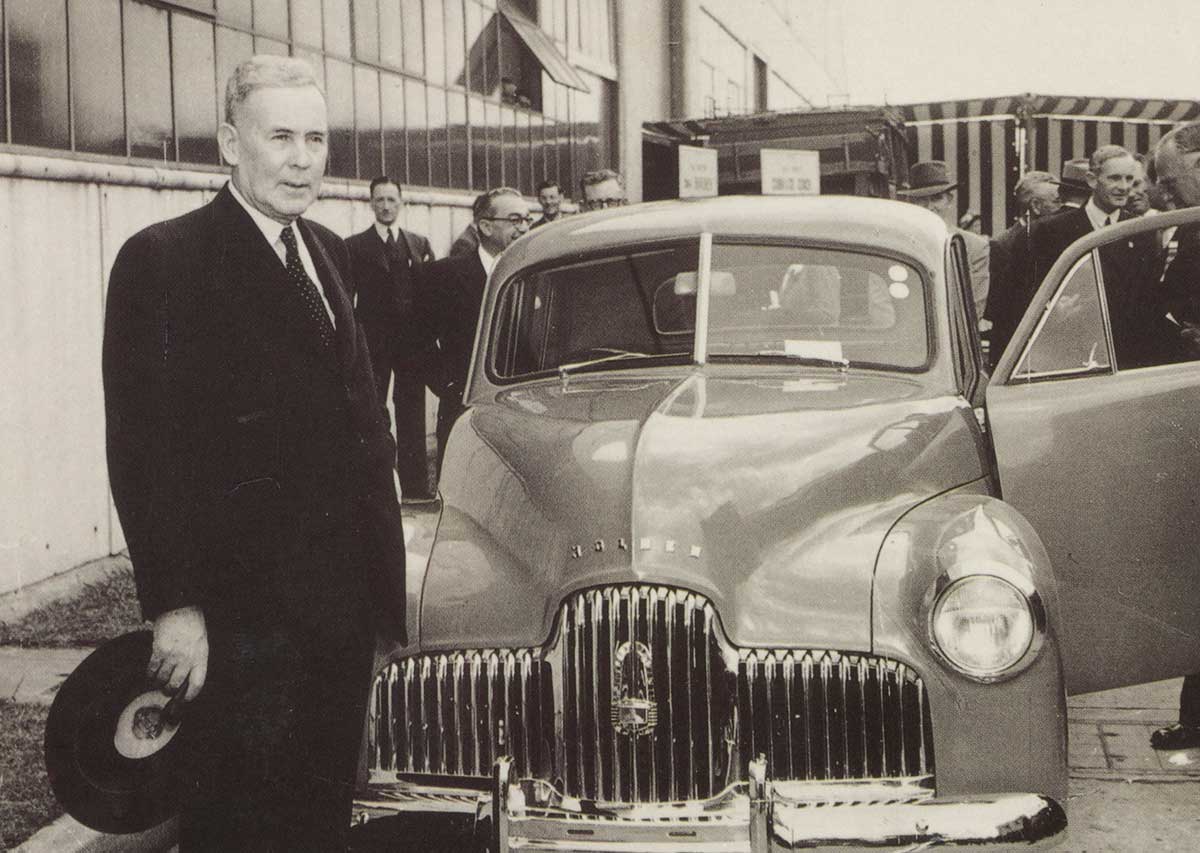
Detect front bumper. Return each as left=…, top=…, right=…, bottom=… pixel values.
left=355, top=757, right=1066, bottom=851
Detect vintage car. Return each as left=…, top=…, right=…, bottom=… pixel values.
left=354, top=196, right=1200, bottom=850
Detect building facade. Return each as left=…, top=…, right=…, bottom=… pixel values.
left=0, top=0, right=845, bottom=595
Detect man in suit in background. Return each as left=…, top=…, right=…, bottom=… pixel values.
left=448, top=195, right=485, bottom=257
left=899, top=160, right=990, bottom=323
left=348, top=176, right=436, bottom=501
left=986, top=170, right=1062, bottom=358
left=1150, top=123, right=1200, bottom=751
left=103, top=55, right=405, bottom=851
left=531, top=180, right=563, bottom=228
left=1057, top=157, right=1092, bottom=208
left=422, top=187, right=529, bottom=467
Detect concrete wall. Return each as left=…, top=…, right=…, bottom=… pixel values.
left=615, top=0, right=672, bottom=201
left=0, top=153, right=473, bottom=596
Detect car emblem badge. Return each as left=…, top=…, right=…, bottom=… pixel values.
left=611, top=641, right=657, bottom=737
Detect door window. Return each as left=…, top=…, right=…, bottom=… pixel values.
left=1011, top=252, right=1112, bottom=381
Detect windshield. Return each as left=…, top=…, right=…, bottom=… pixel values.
left=490, top=238, right=930, bottom=380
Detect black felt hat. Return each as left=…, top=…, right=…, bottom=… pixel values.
left=44, top=630, right=187, bottom=833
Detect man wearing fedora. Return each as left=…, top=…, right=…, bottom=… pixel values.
left=900, top=160, right=990, bottom=322
left=1057, top=157, right=1092, bottom=208
left=986, top=170, right=1063, bottom=359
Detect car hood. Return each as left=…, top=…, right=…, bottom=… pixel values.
left=420, top=368, right=987, bottom=651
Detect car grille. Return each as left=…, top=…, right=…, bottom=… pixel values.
left=369, top=584, right=934, bottom=804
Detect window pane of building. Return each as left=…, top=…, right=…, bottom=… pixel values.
left=325, top=58, right=356, bottom=177
left=469, top=96, right=487, bottom=189
left=323, top=0, right=352, bottom=56
left=445, top=0, right=466, bottom=89
left=253, top=0, right=289, bottom=39
left=355, top=65, right=382, bottom=179
left=405, top=79, right=429, bottom=186
left=69, top=0, right=125, bottom=156
left=400, top=0, right=424, bottom=75
left=353, top=0, right=380, bottom=62
left=517, top=108, right=532, bottom=195
left=502, top=104, right=517, bottom=190
left=485, top=98, right=502, bottom=190
left=428, top=86, right=449, bottom=187
left=291, top=0, right=324, bottom=49
left=215, top=0, right=252, bottom=29
left=529, top=111, right=546, bottom=187
left=544, top=119, right=559, bottom=190
left=9, top=0, right=70, bottom=149
left=464, top=1, right=484, bottom=95
left=172, top=14, right=220, bottom=164
left=379, top=0, right=404, bottom=68
left=381, top=73, right=407, bottom=182
left=254, top=37, right=289, bottom=55
left=424, top=0, right=445, bottom=85
left=124, top=0, right=174, bottom=161
left=448, top=89, right=469, bottom=189
left=216, top=28, right=255, bottom=125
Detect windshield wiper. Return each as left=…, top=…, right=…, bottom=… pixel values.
left=557, top=350, right=653, bottom=385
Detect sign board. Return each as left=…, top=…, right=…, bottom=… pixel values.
left=678, top=145, right=718, bottom=198
left=761, top=149, right=820, bottom=195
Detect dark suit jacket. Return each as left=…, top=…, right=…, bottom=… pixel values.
left=420, top=251, right=488, bottom=401
left=449, top=223, right=479, bottom=258
left=103, top=186, right=406, bottom=641
left=346, top=225, right=435, bottom=362
left=986, top=218, right=1034, bottom=357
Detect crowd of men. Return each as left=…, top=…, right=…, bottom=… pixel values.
left=902, top=138, right=1200, bottom=374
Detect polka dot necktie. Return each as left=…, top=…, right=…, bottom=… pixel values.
left=278, top=225, right=335, bottom=350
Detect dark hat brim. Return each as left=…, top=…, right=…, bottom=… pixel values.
left=44, top=630, right=186, bottom=834
left=898, top=181, right=958, bottom=198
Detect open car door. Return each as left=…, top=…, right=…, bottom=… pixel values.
left=987, top=207, right=1200, bottom=695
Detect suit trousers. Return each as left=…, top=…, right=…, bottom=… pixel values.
left=366, top=326, right=433, bottom=499
left=1180, top=673, right=1200, bottom=727
left=177, top=615, right=374, bottom=852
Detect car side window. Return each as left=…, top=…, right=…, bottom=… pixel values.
left=1011, top=252, right=1111, bottom=381
left=1094, top=223, right=1200, bottom=371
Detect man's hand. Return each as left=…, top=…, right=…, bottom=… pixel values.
left=148, top=606, right=208, bottom=703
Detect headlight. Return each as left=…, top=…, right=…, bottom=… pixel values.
left=930, top=575, right=1035, bottom=680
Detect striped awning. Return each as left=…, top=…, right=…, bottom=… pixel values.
left=898, top=94, right=1200, bottom=124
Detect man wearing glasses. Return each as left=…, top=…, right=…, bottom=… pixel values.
left=420, top=187, right=530, bottom=470
left=580, top=168, right=628, bottom=211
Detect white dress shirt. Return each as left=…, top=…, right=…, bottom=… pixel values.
left=477, top=244, right=499, bottom=277
left=1085, top=197, right=1118, bottom=231
left=228, top=181, right=335, bottom=325
left=374, top=222, right=399, bottom=245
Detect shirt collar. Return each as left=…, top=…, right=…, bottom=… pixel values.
left=229, top=180, right=294, bottom=248
left=374, top=222, right=397, bottom=243
left=478, top=244, right=499, bottom=276
left=1085, top=197, right=1117, bottom=230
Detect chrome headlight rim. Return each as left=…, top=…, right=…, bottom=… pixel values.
left=926, top=569, right=1047, bottom=684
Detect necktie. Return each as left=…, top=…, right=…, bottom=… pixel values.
left=279, top=225, right=335, bottom=350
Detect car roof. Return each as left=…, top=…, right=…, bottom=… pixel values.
left=495, top=195, right=950, bottom=280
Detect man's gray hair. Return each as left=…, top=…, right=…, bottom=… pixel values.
left=1013, top=170, right=1058, bottom=210
left=580, top=168, right=623, bottom=194
left=1088, top=144, right=1132, bottom=173
left=224, top=55, right=323, bottom=125
left=1158, top=121, right=1200, bottom=157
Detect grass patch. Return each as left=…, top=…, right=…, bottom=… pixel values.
left=0, top=568, right=147, bottom=648
left=0, top=701, right=59, bottom=850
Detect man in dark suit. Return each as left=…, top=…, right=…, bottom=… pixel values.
left=1026, top=145, right=1183, bottom=369
left=1149, top=121, right=1200, bottom=751
left=102, top=56, right=405, bottom=851
left=986, top=170, right=1062, bottom=358
left=422, top=187, right=529, bottom=466
left=347, top=176, right=436, bottom=501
